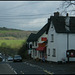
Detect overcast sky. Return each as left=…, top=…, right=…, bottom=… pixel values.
left=0, top=1, right=63, bottom=31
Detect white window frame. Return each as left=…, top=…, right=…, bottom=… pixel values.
left=48, top=48, right=50, bottom=56
left=52, top=49, right=56, bottom=57
left=51, top=34, right=54, bottom=42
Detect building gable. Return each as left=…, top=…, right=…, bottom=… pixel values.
left=47, top=15, right=75, bottom=34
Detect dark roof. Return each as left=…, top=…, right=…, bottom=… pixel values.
left=34, top=23, right=49, bottom=41
left=27, top=33, right=36, bottom=42
left=27, top=18, right=51, bottom=42
left=46, top=16, right=75, bottom=34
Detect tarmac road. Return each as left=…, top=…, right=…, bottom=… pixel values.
left=0, top=62, right=15, bottom=74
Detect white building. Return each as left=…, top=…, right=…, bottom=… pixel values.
left=46, top=12, right=75, bottom=62
left=27, top=19, right=50, bottom=60
left=31, top=23, right=48, bottom=60
left=26, top=33, right=36, bottom=56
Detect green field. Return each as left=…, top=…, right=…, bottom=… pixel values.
left=0, top=40, right=25, bottom=49
left=0, top=30, right=22, bottom=33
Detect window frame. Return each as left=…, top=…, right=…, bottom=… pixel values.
left=35, top=42, right=37, bottom=46
left=32, top=42, right=34, bottom=46
left=51, top=34, right=54, bottom=42
left=52, top=48, right=56, bottom=57
left=48, top=48, right=50, bottom=56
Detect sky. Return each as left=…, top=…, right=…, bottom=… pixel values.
left=0, top=1, right=63, bottom=31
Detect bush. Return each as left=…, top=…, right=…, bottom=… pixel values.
left=18, top=42, right=28, bottom=59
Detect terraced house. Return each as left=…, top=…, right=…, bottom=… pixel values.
left=26, top=33, right=36, bottom=55
left=27, top=18, right=50, bottom=60
left=46, top=12, right=75, bottom=62
left=27, top=11, right=75, bottom=62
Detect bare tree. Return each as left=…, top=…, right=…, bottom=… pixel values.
left=59, top=1, right=75, bottom=15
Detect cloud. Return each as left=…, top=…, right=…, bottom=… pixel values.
left=0, top=1, right=62, bottom=31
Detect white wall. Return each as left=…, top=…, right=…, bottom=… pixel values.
left=57, top=33, right=75, bottom=61
left=68, top=34, right=75, bottom=61
left=47, top=21, right=75, bottom=62
left=56, top=33, right=67, bottom=61
left=38, top=32, right=47, bottom=43
left=37, top=32, right=48, bottom=59
left=47, top=21, right=58, bottom=62
left=32, top=41, right=37, bottom=48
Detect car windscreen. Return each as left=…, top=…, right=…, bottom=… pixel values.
left=14, top=56, right=21, bottom=58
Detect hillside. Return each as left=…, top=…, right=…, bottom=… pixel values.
left=0, top=27, right=37, bottom=40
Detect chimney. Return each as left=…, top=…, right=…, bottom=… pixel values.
left=48, top=18, right=50, bottom=23
left=54, top=11, right=59, bottom=16
left=66, top=13, right=69, bottom=17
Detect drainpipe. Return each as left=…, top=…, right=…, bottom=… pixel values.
left=67, top=32, right=69, bottom=62
left=65, top=13, right=70, bottom=63
left=67, top=32, right=69, bottom=50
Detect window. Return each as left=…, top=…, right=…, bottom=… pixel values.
left=30, top=44, right=32, bottom=49
left=32, top=42, right=34, bottom=46
left=35, top=50, right=37, bottom=56
left=48, top=48, right=50, bottom=56
left=52, top=49, right=56, bottom=57
left=35, top=42, right=37, bottom=46
left=51, top=34, right=54, bottom=42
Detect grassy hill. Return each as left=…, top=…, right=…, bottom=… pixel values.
left=0, top=27, right=37, bottom=56
left=0, top=27, right=37, bottom=40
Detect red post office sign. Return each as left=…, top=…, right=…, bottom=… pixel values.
left=41, top=37, right=47, bottom=41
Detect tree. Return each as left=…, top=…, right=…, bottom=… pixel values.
left=1, top=42, right=7, bottom=54
left=18, top=42, right=29, bottom=59
left=59, top=1, right=75, bottom=15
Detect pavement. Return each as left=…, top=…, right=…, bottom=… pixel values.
left=23, top=59, right=75, bottom=74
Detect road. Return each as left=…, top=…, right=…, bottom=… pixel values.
left=24, top=59, right=75, bottom=74
left=0, top=61, right=50, bottom=74
left=8, top=62, right=49, bottom=74
left=0, top=62, right=15, bottom=74
left=0, top=58, right=75, bottom=74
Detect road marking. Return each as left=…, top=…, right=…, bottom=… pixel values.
left=6, top=64, right=17, bottom=74
left=43, top=69, right=53, bottom=75
left=20, top=71, right=24, bottom=74
left=24, top=62, right=54, bottom=74
left=24, top=62, right=36, bottom=67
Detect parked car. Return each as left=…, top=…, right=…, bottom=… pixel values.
left=13, top=55, right=22, bottom=62
left=0, top=56, right=2, bottom=61
left=7, top=56, right=13, bottom=61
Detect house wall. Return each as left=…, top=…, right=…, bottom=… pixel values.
left=31, top=41, right=38, bottom=59
left=37, top=32, right=48, bottom=59
left=28, top=42, right=32, bottom=54
left=57, top=33, right=75, bottom=62
left=47, top=22, right=58, bottom=62
left=68, top=34, right=75, bottom=61
left=56, top=33, right=67, bottom=61
left=47, top=21, right=75, bottom=62
left=38, top=32, right=47, bottom=43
